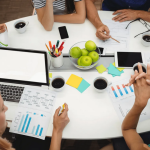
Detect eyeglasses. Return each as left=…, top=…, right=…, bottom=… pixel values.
left=126, top=18, right=150, bottom=38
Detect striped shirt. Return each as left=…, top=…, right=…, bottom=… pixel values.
left=33, top=0, right=81, bottom=14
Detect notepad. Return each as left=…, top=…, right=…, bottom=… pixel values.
left=112, top=62, right=124, bottom=71
left=49, top=73, right=52, bottom=78
left=66, top=74, right=83, bottom=88
left=96, top=65, right=107, bottom=73
left=108, top=64, right=124, bottom=77
left=77, top=79, right=90, bottom=93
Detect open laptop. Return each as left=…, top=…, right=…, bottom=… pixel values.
left=0, top=47, right=50, bottom=106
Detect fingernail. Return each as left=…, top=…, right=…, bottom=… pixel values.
left=135, top=77, right=138, bottom=80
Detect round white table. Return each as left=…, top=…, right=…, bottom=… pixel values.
left=5, top=11, right=150, bottom=139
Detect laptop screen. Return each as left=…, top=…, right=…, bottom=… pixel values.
left=0, top=48, right=49, bottom=86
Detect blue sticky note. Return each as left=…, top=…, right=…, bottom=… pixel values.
left=77, top=79, right=90, bottom=93
left=108, top=64, right=124, bottom=77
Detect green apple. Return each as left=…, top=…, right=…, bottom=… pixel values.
left=70, top=47, right=82, bottom=58
left=81, top=49, right=89, bottom=56
left=77, top=56, right=83, bottom=66
left=88, top=51, right=99, bottom=63
left=85, top=40, right=97, bottom=51
left=80, top=56, right=92, bottom=66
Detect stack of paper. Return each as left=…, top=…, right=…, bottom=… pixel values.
left=108, top=63, right=124, bottom=77
left=66, top=74, right=90, bottom=93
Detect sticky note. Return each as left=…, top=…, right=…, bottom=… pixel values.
left=96, top=65, right=107, bottom=73
left=49, top=73, right=52, bottom=78
left=77, top=79, right=90, bottom=93
left=108, top=64, right=124, bottom=77
left=112, top=62, right=124, bottom=71
left=66, top=74, right=83, bottom=88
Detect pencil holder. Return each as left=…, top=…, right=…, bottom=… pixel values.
left=51, top=53, right=63, bottom=68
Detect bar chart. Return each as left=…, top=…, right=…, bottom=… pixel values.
left=108, top=78, right=135, bottom=102
left=10, top=107, right=51, bottom=140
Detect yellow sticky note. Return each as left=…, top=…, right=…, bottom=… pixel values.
left=49, top=73, right=52, bottom=78
left=113, top=62, right=124, bottom=71
left=96, top=65, right=107, bottom=73
left=66, top=74, right=83, bottom=89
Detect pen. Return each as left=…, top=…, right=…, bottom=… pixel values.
left=58, top=41, right=65, bottom=51
left=49, top=41, right=52, bottom=50
left=58, top=104, right=65, bottom=116
left=53, top=45, right=55, bottom=51
left=45, top=43, right=50, bottom=52
left=99, top=31, right=120, bottom=43
left=56, top=40, right=60, bottom=48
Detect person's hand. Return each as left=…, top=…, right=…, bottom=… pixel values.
left=126, top=63, right=150, bottom=86
left=0, top=24, right=7, bottom=33
left=133, top=64, right=150, bottom=108
left=112, top=9, right=139, bottom=22
left=96, top=24, right=110, bottom=40
left=53, top=103, right=70, bottom=133
left=143, top=144, right=150, bottom=150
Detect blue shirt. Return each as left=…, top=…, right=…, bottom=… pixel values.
left=102, top=0, right=150, bottom=11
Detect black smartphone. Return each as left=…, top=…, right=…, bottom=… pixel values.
left=58, top=26, right=69, bottom=39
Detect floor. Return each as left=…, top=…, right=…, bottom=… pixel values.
left=0, top=0, right=110, bottom=150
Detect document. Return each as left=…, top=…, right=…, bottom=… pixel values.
left=144, top=52, right=150, bottom=65
left=108, top=77, right=150, bottom=122
left=100, top=20, right=130, bottom=52
left=10, top=87, right=56, bottom=140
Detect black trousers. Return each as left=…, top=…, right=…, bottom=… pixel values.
left=112, top=131, right=150, bottom=150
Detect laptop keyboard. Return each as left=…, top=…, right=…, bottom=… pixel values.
left=0, top=84, right=24, bottom=102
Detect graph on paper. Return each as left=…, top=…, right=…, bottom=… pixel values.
left=10, top=87, right=56, bottom=140
left=108, top=78, right=134, bottom=102
left=108, top=77, right=150, bottom=122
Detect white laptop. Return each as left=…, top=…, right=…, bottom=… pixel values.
left=0, top=47, right=50, bottom=109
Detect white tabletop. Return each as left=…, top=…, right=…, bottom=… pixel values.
left=5, top=11, right=150, bottom=139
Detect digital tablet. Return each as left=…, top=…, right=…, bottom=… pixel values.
left=115, top=51, right=145, bottom=68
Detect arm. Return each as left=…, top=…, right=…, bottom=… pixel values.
left=85, top=0, right=110, bottom=40
left=54, top=1, right=86, bottom=24
left=85, top=0, right=102, bottom=28
left=36, top=0, right=54, bottom=31
left=113, top=10, right=150, bottom=22
left=49, top=103, right=70, bottom=150
left=122, top=64, right=150, bottom=150
left=0, top=24, right=7, bottom=33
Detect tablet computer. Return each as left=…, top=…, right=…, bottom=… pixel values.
left=115, top=51, right=145, bottom=68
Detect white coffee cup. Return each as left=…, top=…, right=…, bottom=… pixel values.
left=51, top=76, right=65, bottom=92
left=133, top=63, right=147, bottom=73
left=141, top=33, right=150, bottom=47
left=93, top=77, right=111, bottom=93
left=14, top=20, right=29, bottom=34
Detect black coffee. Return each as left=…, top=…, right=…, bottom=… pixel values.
left=15, top=22, right=25, bottom=29
left=134, top=66, right=146, bottom=73
left=94, top=79, right=107, bottom=90
left=52, top=78, right=65, bottom=89
left=143, top=35, right=150, bottom=42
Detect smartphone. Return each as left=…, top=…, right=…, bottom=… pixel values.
left=115, top=51, right=145, bottom=68
left=58, top=26, right=69, bottom=39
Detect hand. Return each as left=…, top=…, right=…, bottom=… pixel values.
left=112, top=9, right=139, bottom=22
left=96, top=24, right=110, bottom=40
left=126, top=63, right=150, bottom=86
left=0, top=24, right=7, bottom=33
left=133, top=64, right=150, bottom=108
left=143, top=144, right=150, bottom=150
left=53, top=103, right=70, bottom=133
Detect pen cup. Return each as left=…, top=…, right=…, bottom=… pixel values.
left=51, top=53, right=64, bottom=68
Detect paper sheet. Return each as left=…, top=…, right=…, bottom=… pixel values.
left=96, top=65, right=107, bottom=73
left=10, top=87, right=56, bottom=140
left=99, top=20, right=130, bottom=52
left=66, top=74, right=83, bottom=89
left=108, top=77, right=150, bottom=122
left=77, top=79, right=90, bottom=93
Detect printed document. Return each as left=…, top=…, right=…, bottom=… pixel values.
left=10, top=87, right=56, bottom=140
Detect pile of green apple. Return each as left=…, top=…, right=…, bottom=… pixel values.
left=70, top=41, right=99, bottom=66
